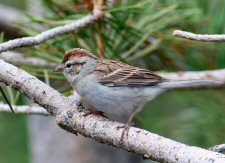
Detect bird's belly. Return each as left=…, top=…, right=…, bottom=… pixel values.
left=78, top=81, right=163, bottom=121
left=83, top=89, right=136, bottom=117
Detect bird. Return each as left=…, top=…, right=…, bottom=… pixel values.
left=55, top=48, right=218, bottom=139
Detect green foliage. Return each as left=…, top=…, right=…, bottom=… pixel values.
left=141, top=90, right=225, bottom=147
left=16, top=0, right=208, bottom=92
left=0, top=113, right=29, bottom=163
left=0, top=0, right=27, bottom=10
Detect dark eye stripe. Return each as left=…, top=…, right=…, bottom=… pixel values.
left=75, top=62, right=86, bottom=66
left=65, top=61, right=86, bottom=69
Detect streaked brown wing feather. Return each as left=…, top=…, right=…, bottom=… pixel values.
left=94, top=59, right=166, bottom=87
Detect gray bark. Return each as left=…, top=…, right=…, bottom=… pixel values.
left=28, top=116, right=140, bottom=163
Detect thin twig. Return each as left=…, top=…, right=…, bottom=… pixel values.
left=160, top=69, right=225, bottom=89
left=0, top=51, right=57, bottom=68
left=161, top=69, right=225, bottom=81
left=0, top=60, right=225, bottom=162
left=208, top=144, right=225, bottom=153
left=0, top=102, right=49, bottom=115
left=173, top=30, right=225, bottom=42
left=0, top=92, right=79, bottom=115
left=0, top=8, right=104, bottom=53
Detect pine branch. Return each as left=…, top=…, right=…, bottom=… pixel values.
left=0, top=102, right=49, bottom=115
left=0, top=51, right=57, bottom=68
left=173, top=30, right=225, bottom=42
left=0, top=3, right=105, bottom=53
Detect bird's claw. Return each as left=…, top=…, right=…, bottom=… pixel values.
left=117, top=122, right=134, bottom=143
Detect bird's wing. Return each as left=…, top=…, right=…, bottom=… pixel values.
left=94, top=59, right=166, bottom=87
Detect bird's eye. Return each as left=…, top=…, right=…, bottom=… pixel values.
left=66, top=63, right=73, bottom=68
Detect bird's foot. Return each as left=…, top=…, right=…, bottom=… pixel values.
left=117, top=122, right=134, bottom=143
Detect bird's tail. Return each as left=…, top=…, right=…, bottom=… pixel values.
left=158, top=80, right=223, bottom=90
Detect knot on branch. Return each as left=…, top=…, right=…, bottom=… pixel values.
left=56, top=113, right=69, bottom=125
left=56, top=113, right=78, bottom=136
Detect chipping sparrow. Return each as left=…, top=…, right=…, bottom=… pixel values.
left=55, top=48, right=216, bottom=123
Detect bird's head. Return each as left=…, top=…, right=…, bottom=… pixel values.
left=55, top=48, right=97, bottom=83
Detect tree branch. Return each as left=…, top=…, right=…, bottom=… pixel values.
left=0, top=59, right=70, bottom=115
left=0, top=60, right=225, bottom=162
left=161, top=69, right=225, bottom=81
left=0, top=102, right=49, bottom=115
left=173, top=30, right=225, bottom=42
left=0, top=4, right=105, bottom=53
left=160, top=69, right=225, bottom=88
left=0, top=92, right=79, bottom=115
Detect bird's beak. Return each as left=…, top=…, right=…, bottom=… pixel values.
left=54, top=65, right=64, bottom=72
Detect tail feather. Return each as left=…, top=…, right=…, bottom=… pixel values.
left=158, top=80, right=223, bottom=90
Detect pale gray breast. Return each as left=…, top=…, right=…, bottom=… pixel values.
left=76, top=74, right=164, bottom=121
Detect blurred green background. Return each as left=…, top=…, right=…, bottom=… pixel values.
left=0, top=0, right=225, bottom=162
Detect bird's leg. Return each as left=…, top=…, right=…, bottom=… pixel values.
left=117, top=108, right=139, bottom=143
left=83, top=110, right=108, bottom=118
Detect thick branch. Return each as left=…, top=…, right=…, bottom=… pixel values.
left=0, top=102, right=49, bottom=115
left=173, top=30, right=225, bottom=42
left=0, top=59, right=70, bottom=115
left=0, top=8, right=104, bottom=53
left=0, top=61, right=225, bottom=162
